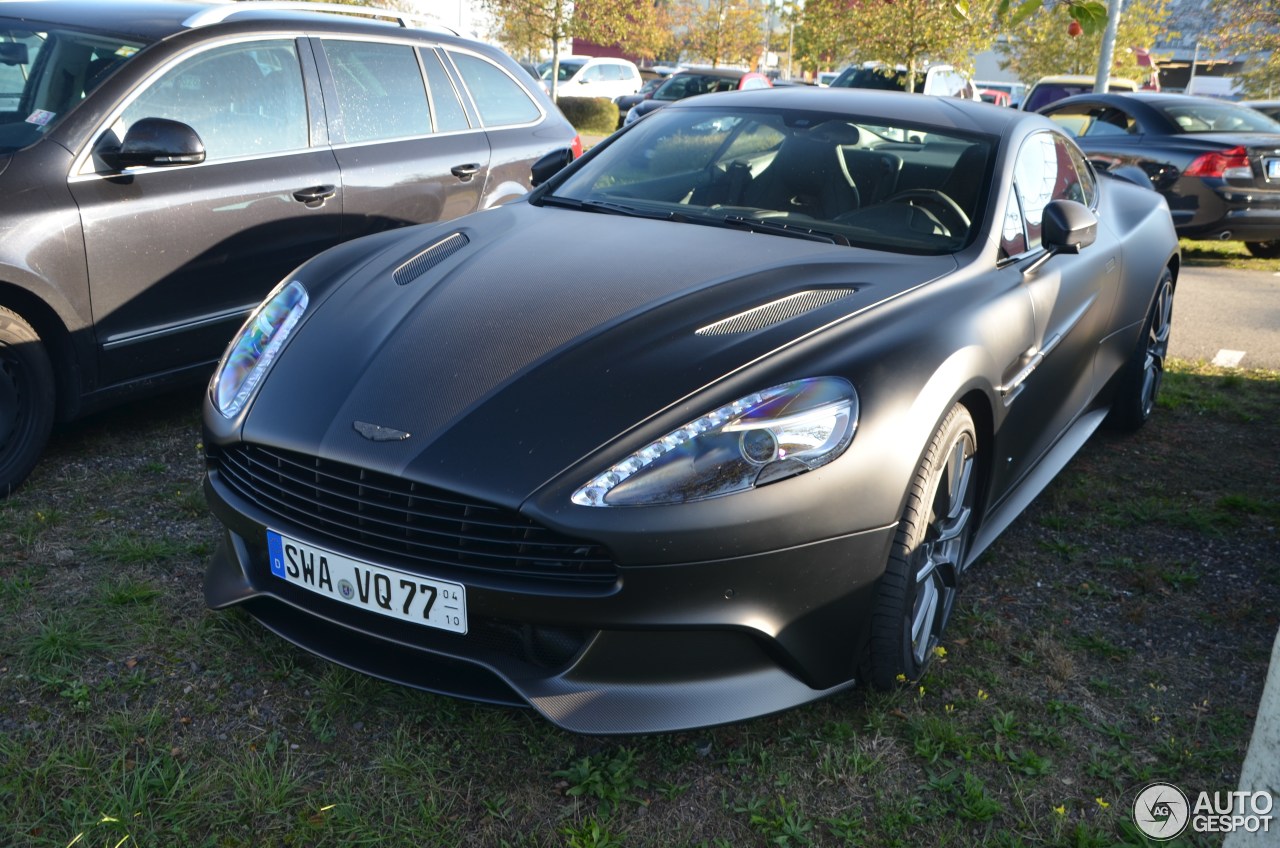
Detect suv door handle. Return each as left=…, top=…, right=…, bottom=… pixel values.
left=293, top=185, right=336, bottom=207
left=451, top=163, right=481, bottom=181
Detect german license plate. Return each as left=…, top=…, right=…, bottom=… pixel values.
left=267, top=530, right=467, bottom=634
left=1267, top=158, right=1280, bottom=180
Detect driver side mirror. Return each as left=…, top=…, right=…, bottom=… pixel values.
left=531, top=147, right=575, bottom=187
left=98, top=117, right=206, bottom=171
left=0, top=42, right=28, bottom=66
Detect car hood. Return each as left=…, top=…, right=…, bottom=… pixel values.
left=0, top=154, right=9, bottom=178
left=241, top=203, right=957, bottom=508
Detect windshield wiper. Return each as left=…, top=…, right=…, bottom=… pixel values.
left=538, top=195, right=685, bottom=221
left=719, top=215, right=850, bottom=246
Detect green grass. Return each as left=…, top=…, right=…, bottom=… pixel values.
left=1180, top=237, right=1280, bottom=270
left=0, top=369, right=1275, bottom=846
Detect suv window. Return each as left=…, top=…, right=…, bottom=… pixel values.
left=118, top=40, right=307, bottom=160
left=324, top=40, right=430, bottom=143
left=450, top=51, right=540, bottom=127
left=418, top=47, right=470, bottom=132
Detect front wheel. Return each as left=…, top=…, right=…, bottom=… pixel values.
left=1106, top=268, right=1173, bottom=432
left=866, top=403, right=978, bottom=690
left=0, top=307, right=55, bottom=497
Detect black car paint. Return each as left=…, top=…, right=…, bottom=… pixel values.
left=203, top=89, right=1180, bottom=733
left=1039, top=92, right=1280, bottom=242
left=0, top=1, right=576, bottom=488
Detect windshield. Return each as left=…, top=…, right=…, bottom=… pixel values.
left=1159, top=101, right=1280, bottom=134
left=545, top=105, right=993, bottom=254
left=539, top=60, right=585, bottom=82
left=831, top=67, right=906, bottom=92
left=0, top=24, right=146, bottom=153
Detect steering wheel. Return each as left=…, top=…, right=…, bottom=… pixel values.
left=884, top=188, right=969, bottom=236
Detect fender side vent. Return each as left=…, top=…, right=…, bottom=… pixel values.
left=695, top=288, right=859, bottom=336
left=393, top=232, right=469, bottom=286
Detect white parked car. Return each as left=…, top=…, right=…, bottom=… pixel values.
left=538, top=56, right=642, bottom=100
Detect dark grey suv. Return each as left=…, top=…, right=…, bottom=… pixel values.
left=0, top=1, right=579, bottom=495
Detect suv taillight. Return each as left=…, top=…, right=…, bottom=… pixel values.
left=1184, top=146, right=1252, bottom=179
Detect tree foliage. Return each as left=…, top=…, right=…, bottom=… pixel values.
left=1216, top=0, right=1280, bottom=98
left=787, top=0, right=857, bottom=76
left=674, top=0, right=766, bottom=68
left=839, top=0, right=1000, bottom=91
left=997, top=0, right=1169, bottom=87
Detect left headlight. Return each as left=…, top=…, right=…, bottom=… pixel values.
left=571, top=377, right=857, bottom=507
left=212, top=279, right=308, bottom=418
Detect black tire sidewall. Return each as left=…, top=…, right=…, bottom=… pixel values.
left=1105, top=268, right=1173, bottom=433
left=867, top=403, right=976, bottom=690
left=0, top=308, right=55, bottom=496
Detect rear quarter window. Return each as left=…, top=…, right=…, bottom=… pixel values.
left=449, top=52, right=540, bottom=127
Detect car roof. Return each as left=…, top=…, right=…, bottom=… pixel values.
left=0, top=0, right=454, bottom=41
left=1032, top=75, right=1139, bottom=87
left=674, top=67, right=754, bottom=79
left=1048, top=91, right=1250, bottom=110
left=665, top=86, right=1034, bottom=136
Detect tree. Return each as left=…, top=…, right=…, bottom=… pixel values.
left=676, top=0, right=766, bottom=68
left=1216, top=0, right=1280, bottom=98
left=787, top=0, right=857, bottom=76
left=483, top=0, right=637, bottom=99
left=841, top=0, right=1000, bottom=92
left=997, top=0, right=1169, bottom=86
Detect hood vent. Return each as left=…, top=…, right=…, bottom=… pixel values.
left=695, top=288, right=859, bottom=336
left=393, top=232, right=469, bottom=286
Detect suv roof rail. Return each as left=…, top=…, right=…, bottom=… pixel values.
left=182, top=1, right=458, bottom=35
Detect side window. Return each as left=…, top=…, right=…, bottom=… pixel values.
left=118, top=40, right=308, bottom=161
left=323, top=39, right=430, bottom=143
left=449, top=52, right=540, bottom=127
left=581, top=65, right=604, bottom=82
left=418, top=48, right=470, bottom=132
left=999, top=191, right=1028, bottom=260
left=1011, top=132, right=1094, bottom=250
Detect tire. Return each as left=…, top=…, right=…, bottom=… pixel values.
left=0, top=307, right=55, bottom=497
left=867, top=403, right=978, bottom=690
left=1105, top=267, right=1173, bottom=433
left=1245, top=240, right=1280, bottom=259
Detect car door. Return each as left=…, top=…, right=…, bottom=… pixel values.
left=991, top=131, right=1121, bottom=495
left=314, top=37, right=490, bottom=241
left=68, top=37, right=343, bottom=387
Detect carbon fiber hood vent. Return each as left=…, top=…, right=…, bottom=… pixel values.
left=394, top=232, right=469, bottom=285
left=695, top=288, right=860, bottom=336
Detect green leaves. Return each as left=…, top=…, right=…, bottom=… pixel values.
left=1002, top=0, right=1109, bottom=35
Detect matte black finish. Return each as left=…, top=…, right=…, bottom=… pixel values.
left=1039, top=92, right=1280, bottom=241
left=203, top=88, right=1180, bottom=734
left=0, top=0, right=577, bottom=494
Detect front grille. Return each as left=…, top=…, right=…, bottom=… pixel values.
left=213, top=443, right=617, bottom=586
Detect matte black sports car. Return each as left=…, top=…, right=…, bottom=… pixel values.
left=1039, top=92, right=1280, bottom=257
left=203, top=88, right=1179, bottom=734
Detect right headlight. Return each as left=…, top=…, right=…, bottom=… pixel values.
left=212, top=279, right=308, bottom=418
left=571, top=377, right=857, bottom=507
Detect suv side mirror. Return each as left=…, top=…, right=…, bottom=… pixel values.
left=530, top=147, right=575, bottom=186
left=99, top=117, right=206, bottom=171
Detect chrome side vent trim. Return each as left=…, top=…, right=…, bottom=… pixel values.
left=393, top=232, right=469, bottom=286
left=695, top=288, right=859, bottom=336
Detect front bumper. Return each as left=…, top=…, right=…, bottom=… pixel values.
left=203, top=469, right=897, bottom=735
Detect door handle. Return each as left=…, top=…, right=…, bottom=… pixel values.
left=292, top=185, right=336, bottom=207
left=451, top=163, right=481, bottom=182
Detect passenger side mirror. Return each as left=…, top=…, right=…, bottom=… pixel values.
left=98, top=117, right=206, bottom=171
left=1041, top=199, right=1097, bottom=254
left=530, top=147, right=575, bottom=186
left=0, top=43, right=28, bottom=66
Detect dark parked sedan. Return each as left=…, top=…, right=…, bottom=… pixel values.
left=203, top=88, right=1179, bottom=734
left=0, top=0, right=578, bottom=496
left=1040, top=92, right=1280, bottom=256
left=623, top=68, right=771, bottom=126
